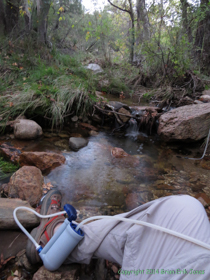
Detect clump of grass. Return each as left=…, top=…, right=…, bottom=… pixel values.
left=0, top=157, right=19, bottom=180
left=0, top=47, right=97, bottom=130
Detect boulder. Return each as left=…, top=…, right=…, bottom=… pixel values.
left=158, top=103, right=210, bottom=141
left=8, top=166, right=43, bottom=207
left=19, top=152, right=65, bottom=172
left=32, top=264, right=80, bottom=280
left=69, top=137, right=89, bottom=151
left=14, top=119, right=43, bottom=140
left=0, top=198, right=39, bottom=229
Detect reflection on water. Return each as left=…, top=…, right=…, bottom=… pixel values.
left=44, top=131, right=210, bottom=213
left=1, top=122, right=209, bottom=214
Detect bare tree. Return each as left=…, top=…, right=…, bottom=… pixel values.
left=107, top=0, right=135, bottom=63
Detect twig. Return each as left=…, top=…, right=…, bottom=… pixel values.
left=107, top=0, right=131, bottom=14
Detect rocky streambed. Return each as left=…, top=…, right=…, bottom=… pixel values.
left=0, top=99, right=210, bottom=280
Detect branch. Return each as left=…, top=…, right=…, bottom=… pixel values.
left=94, top=105, right=138, bottom=119
left=107, top=0, right=131, bottom=14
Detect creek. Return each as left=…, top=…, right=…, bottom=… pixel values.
left=2, top=115, right=210, bottom=218
left=1, top=101, right=210, bottom=279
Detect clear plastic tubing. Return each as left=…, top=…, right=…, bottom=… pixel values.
left=76, top=216, right=210, bottom=251
left=14, top=207, right=210, bottom=251
left=13, top=206, right=66, bottom=250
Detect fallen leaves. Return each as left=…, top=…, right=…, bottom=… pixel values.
left=42, top=181, right=54, bottom=194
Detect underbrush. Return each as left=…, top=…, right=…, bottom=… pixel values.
left=0, top=40, right=98, bottom=129
left=0, top=39, right=140, bottom=130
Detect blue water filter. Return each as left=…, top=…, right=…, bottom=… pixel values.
left=39, top=218, right=84, bottom=271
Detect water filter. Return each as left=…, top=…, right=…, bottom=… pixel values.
left=13, top=204, right=84, bottom=271
left=39, top=218, right=84, bottom=271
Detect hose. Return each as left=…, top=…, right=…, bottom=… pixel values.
left=75, top=215, right=210, bottom=251
left=13, top=207, right=66, bottom=250
left=14, top=206, right=210, bottom=252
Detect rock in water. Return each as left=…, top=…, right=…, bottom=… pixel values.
left=14, top=119, right=43, bottom=140
left=19, top=152, right=65, bottom=172
left=158, top=103, right=210, bottom=141
left=8, top=166, right=43, bottom=207
left=69, top=137, right=89, bottom=151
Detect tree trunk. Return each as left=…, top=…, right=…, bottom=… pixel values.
left=0, top=0, right=5, bottom=36
left=23, top=0, right=31, bottom=32
left=5, top=0, right=21, bottom=34
left=107, top=0, right=135, bottom=63
left=136, top=0, right=150, bottom=44
left=180, top=0, right=192, bottom=42
left=37, top=0, right=51, bottom=43
left=128, top=0, right=135, bottom=63
left=194, top=0, right=210, bottom=73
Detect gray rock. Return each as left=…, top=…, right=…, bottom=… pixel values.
left=158, top=103, right=210, bottom=141
left=71, top=116, right=78, bottom=122
left=85, top=63, right=103, bottom=73
left=0, top=198, right=39, bottom=229
left=14, top=119, right=43, bottom=140
left=69, top=137, right=89, bottom=151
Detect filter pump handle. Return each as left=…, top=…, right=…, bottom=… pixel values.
left=63, top=204, right=77, bottom=222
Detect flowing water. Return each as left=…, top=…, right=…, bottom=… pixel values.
left=1, top=103, right=210, bottom=279
left=1, top=101, right=210, bottom=218
left=40, top=126, right=210, bottom=217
